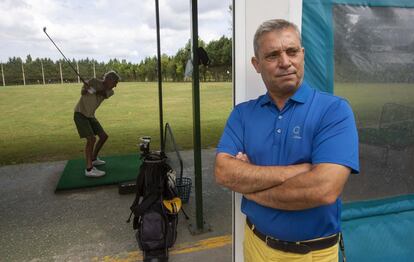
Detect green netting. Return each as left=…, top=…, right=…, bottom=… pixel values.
left=303, top=1, right=414, bottom=260
left=302, top=0, right=414, bottom=93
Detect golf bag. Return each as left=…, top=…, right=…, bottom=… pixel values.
left=127, top=151, right=178, bottom=262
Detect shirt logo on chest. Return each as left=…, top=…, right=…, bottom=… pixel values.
left=292, top=126, right=302, bottom=139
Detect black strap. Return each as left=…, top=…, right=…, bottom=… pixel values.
left=134, top=193, right=159, bottom=216
left=126, top=210, right=133, bottom=223
left=180, top=206, right=190, bottom=220
left=339, top=233, right=346, bottom=262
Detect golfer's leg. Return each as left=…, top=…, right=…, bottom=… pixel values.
left=92, top=131, right=108, bottom=160
left=85, top=136, right=96, bottom=169
left=73, top=112, right=96, bottom=170
left=90, top=117, right=107, bottom=160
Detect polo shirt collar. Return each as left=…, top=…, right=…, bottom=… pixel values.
left=260, top=81, right=312, bottom=107
left=290, top=81, right=311, bottom=104
left=260, top=93, right=272, bottom=106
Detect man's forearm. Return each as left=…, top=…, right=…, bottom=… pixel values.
left=214, top=152, right=310, bottom=194
left=245, top=163, right=350, bottom=210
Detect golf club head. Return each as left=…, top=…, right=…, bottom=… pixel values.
left=42, top=26, right=87, bottom=84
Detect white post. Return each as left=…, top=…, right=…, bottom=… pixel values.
left=76, top=60, right=80, bottom=83
left=59, top=61, right=63, bottom=84
left=93, top=62, right=96, bottom=78
left=233, top=1, right=303, bottom=261
left=41, top=60, right=45, bottom=85
left=21, top=62, right=26, bottom=86
left=1, top=63, right=5, bottom=86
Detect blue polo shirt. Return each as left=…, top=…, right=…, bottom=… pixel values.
left=217, top=81, right=359, bottom=241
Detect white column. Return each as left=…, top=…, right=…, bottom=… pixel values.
left=76, top=60, right=80, bottom=83
left=59, top=61, right=63, bottom=84
left=41, top=60, right=45, bottom=85
left=93, top=62, right=96, bottom=78
left=21, top=62, right=26, bottom=85
left=1, top=63, right=5, bottom=86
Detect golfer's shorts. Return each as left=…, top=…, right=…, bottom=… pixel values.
left=73, top=112, right=104, bottom=138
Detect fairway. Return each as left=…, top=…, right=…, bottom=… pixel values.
left=0, top=82, right=232, bottom=165
left=335, top=83, right=414, bottom=127
left=1, top=82, right=413, bottom=166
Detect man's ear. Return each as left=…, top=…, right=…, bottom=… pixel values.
left=251, top=56, right=261, bottom=73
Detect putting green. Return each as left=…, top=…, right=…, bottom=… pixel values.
left=56, top=154, right=142, bottom=191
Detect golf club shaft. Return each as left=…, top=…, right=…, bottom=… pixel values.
left=43, top=28, right=88, bottom=85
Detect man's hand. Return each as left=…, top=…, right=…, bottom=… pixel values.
left=214, top=152, right=311, bottom=194
left=244, top=163, right=350, bottom=210
left=81, top=81, right=94, bottom=95
left=81, top=87, right=96, bottom=95
left=235, top=152, right=250, bottom=163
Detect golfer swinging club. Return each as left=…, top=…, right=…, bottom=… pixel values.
left=73, top=70, right=121, bottom=177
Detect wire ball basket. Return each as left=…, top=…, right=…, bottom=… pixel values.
left=176, top=177, right=192, bottom=203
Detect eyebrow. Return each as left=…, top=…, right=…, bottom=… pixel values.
left=264, top=46, right=300, bottom=55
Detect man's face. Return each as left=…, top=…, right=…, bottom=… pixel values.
left=108, top=79, right=118, bottom=89
left=252, top=28, right=305, bottom=97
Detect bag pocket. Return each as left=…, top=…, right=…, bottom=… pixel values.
left=137, top=210, right=166, bottom=250
left=165, top=214, right=178, bottom=248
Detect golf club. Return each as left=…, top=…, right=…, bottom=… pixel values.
left=43, top=27, right=88, bottom=85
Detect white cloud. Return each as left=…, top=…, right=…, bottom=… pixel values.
left=0, top=0, right=231, bottom=63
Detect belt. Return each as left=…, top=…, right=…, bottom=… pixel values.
left=246, top=218, right=339, bottom=254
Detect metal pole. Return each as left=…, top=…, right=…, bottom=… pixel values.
left=41, top=60, right=45, bottom=85
left=43, top=28, right=87, bottom=85
left=190, top=0, right=204, bottom=230
left=76, top=61, right=80, bottom=83
left=1, top=63, right=5, bottom=86
left=93, top=62, right=96, bottom=78
left=21, top=62, right=26, bottom=85
left=155, top=0, right=164, bottom=151
left=59, top=61, right=63, bottom=84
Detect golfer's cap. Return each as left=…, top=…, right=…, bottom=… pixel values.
left=104, top=70, right=121, bottom=82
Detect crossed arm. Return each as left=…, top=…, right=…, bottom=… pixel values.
left=214, top=152, right=350, bottom=210
left=81, top=80, right=113, bottom=97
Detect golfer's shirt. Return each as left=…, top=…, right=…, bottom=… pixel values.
left=217, top=81, right=359, bottom=242
left=74, top=78, right=114, bottom=118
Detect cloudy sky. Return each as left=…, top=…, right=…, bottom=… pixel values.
left=0, top=0, right=232, bottom=63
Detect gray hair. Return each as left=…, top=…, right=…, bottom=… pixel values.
left=104, top=70, right=121, bottom=82
left=253, top=19, right=301, bottom=57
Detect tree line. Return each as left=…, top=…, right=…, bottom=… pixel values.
left=334, top=7, right=414, bottom=83
left=1, top=36, right=231, bottom=86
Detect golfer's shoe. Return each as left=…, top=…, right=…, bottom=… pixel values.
left=92, top=157, right=106, bottom=166
left=85, top=167, right=106, bottom=178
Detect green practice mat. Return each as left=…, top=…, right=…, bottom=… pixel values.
left=56, top=154, right=142, bottom=191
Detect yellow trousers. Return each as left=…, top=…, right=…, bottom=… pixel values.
left=243, top=225, right=339, bottom=262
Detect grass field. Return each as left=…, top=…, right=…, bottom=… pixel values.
left=0, top=82, right=413, bottom=166
left=0, top=82, right=232, bottom=165
left=335, top=83, right=414, bottom=127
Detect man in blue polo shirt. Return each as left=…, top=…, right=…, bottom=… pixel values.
left=215, top=19, right=359, bottom=261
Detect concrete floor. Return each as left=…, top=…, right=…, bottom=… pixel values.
left=2, top=144, right=413, bottom=261
left=343, top=144, right=414, bottom=202
left=0, top=149, right=232, bottom=262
